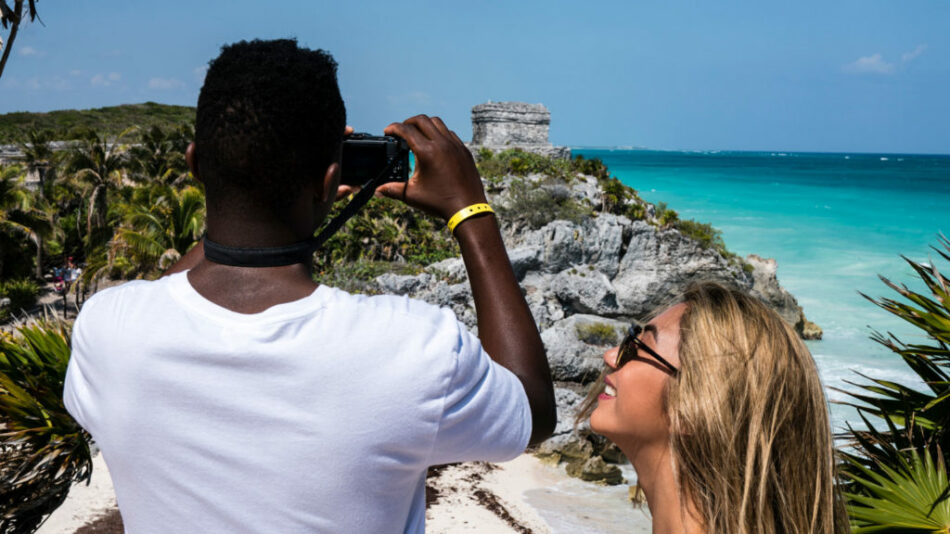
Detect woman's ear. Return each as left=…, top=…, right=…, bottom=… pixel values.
left=186, top=142, right=200, bottom=182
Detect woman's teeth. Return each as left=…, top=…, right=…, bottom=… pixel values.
left=604, top=384, right=617, bottom=397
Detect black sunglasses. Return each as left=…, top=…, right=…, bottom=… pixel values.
left=615, top=323, right=679, bottom=376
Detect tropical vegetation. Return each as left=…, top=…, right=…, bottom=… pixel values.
left=0, top=318, right=92, bottom=534
left=0, top=103, right=195, bottom=144
left=839, top=236, right=950, bottom=532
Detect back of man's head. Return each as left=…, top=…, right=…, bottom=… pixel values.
left=195, top=39, right=345, bottom=219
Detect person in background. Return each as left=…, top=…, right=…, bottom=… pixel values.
left=578, top=281, right=846, bottom=534
left=63, top=39, right=555, bottom=533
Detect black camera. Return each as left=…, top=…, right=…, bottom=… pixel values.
left=341, top=133, right=410, bottom=187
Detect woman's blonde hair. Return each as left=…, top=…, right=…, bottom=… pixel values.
left=579, top=281, right=846, bottom=533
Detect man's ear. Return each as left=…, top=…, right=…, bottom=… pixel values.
left=186, top=142, right=200, bottom=182
left=319, top=162, right=341, bottom=203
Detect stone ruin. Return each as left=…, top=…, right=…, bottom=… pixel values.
left=468, top=101, right=570, bottom=159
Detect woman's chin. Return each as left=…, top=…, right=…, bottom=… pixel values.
left=588, top=408, right=610, bottom=437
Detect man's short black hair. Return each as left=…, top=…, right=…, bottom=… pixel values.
left=195, top=39, right=346, bottom=216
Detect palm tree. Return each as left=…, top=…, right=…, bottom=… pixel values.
left=16, top=129, right=56, bottom=195
left=0, top=165, right=53, bottom=280
left=0, top=0, right=40, bottom=81
left=0, top=318, right=93, bottom=533
left=64, top=129, right=132, bottom=251
left=17, top=130, right=58, bottom=278
left=108, top=184, right=205, bottom=277
left=128, top=125, right=187, bottom=185
left=839, top=235, right=950, bottom=532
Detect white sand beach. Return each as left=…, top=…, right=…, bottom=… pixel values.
left=38, top=453, right=652, bottom=533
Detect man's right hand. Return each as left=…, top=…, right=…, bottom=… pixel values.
left=377, top=115, right=487, bottom=221
left=377, top=115, right=556, bottom=446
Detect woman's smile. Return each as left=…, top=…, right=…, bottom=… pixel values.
left=600, top=376, right=617, bottom=400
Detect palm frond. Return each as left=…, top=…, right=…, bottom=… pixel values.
left=0, top=319, right=93, bottom=534
left=840, top=238, right=950, bottom=530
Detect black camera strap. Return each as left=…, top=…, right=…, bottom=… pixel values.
left=203, top=160, right=398, bottom=268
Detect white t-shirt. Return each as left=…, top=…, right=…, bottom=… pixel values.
left=63, top=272, right=531, bottom=533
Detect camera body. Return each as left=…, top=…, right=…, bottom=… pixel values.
left=341, top=133, right=410, bottom=187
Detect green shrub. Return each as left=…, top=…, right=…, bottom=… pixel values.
left=315, top=197, right=459, bottom=291
left=674, top=218, right=725, bottom=250
left=655, top=202, right=679, bottom=227
left=575, top=322, right=620, bottom=346
left=474, top=150, right=611, bottom=183
left=497, top=180, right=592, bottom=228
left=0, top=278, right=41, bottom=321
left=319, top=197, right=458, bottom=267
left=572, top=154, right=609, bottom=180
left=626, top=203, right=646, bottom=220
left=599, top=177, right=646, bottom=220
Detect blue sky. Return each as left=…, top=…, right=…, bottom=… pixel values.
left=1, top=0, right=948, bottom=154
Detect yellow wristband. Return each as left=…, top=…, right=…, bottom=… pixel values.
left=446, top=203, right=494, bottom=233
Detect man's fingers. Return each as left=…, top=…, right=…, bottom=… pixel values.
left=449, top=129, right=465, bottom=147
left=430, top=116, right=452, bottom=138
left=335, top=185, right=357, bottom=201
left=384, top=121, right=428, bottom=153
left=344, top=125, right=354, bottom=136
left=375, top=181, right=406, bottom=200
left=404, top=114, right=443, bottom=140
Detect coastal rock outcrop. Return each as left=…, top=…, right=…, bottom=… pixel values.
left=745, top=254, right=822, bottom=340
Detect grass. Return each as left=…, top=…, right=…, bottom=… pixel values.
left=575, top=322, right=620, bottom=346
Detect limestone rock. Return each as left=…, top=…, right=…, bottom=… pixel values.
left=746, top=254, right=823, bottom=340
left=612, top=222, right=753, bottom=317
left=802, top=318, right=823, bottom=340
left=541, top=315, right=628, bottom=382
left=565, top=456, right=624, bottom=485
left=551, top=268, right=620, bottom=316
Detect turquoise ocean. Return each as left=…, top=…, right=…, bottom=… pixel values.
left=575, top=149, right=950, bottom=431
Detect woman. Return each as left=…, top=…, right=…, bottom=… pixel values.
left=578, top=282, right=845, bottom=533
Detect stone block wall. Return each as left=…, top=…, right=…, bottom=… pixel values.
left=469, top=101, right=571, bottom=159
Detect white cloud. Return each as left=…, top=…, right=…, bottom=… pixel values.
left=19, top=46, right=42, bottom=57
left=148, top=77, right=185, bottom=90
left=69, top=69, right=82, bottom=77
left=844, top=53, right=895, bottom=75
left=4, top=75, right=70, bottom=90
left=901, top=44, right=928, bottom=63
left=91, top=72, right=122, bottom=87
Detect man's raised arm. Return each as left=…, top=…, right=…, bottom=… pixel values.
left=378, top=115, right=556, bottom=445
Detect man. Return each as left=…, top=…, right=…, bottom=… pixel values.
left=63, top=39, right=555, bottom=532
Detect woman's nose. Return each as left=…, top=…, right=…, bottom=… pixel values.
left=604, top=346, right=620, bottom=368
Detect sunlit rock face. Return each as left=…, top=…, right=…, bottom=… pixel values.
left=469, top=101, right=571, bottom=159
